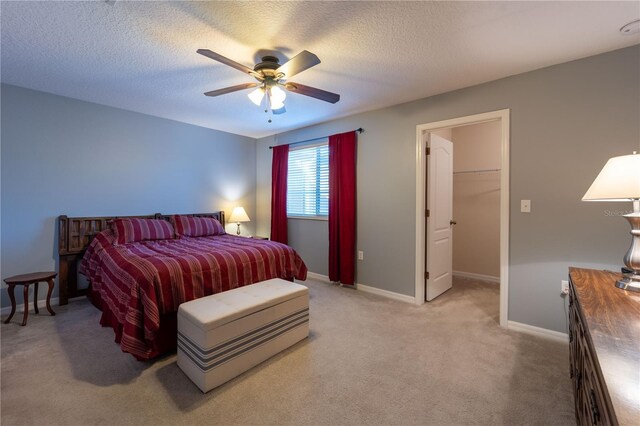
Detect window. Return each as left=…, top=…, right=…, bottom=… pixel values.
left=287, top=142, right=329, bottom=218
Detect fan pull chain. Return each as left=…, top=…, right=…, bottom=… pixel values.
left=265, top=90, right=273, bottom=123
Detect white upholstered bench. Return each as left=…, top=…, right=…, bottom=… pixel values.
left=177, top=278, right=309, bottom=393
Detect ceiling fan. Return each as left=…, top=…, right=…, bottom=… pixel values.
left=197, top=49, right=340, bottom=116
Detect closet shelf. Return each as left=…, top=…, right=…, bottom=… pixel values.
left=453, top=168, right=501, bottom=175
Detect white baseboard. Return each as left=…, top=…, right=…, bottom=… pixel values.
left=453, top=270, right=500, bottom=284
left=305, top=272, right=331, bottom=283
left=356, top=283, right=416, bottom=304
left=304, top=272, right=416, bottom=304
left=1, top=296, right=85, bottom=316
left=507, top=320, right=568, bottom=343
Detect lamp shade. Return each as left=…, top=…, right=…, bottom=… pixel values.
left=582, top=153, right=640, bottom=201
left=248, top=87, right=265, bottom=106
left=229, top=207, right=250, bottom=223
left=270, top=85, right=286, bottom=105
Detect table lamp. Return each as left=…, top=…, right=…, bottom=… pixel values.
left=582, top=151, right=640, bottom=292
left=229, top=207, right=250, bottom=236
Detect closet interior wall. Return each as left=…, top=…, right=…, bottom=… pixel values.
left=435, top=122, right=502, bottom=281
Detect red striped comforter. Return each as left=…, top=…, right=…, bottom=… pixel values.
left=80, top=230, right=307, bottom=359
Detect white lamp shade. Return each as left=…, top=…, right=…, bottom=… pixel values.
left=582, top=153, right=640, bottom=201
left=270, top=85, right=286, bottom=104
left=229, top=207, right=251, bottom=223
left=248, top=87, right=265, bottom=106
left=270, top=98, right=285, bottom=110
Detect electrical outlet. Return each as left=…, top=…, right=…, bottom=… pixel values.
left=358, top=250, right=364, bottom=261
left=521, top=200, right=531, bottom=213
left=561, top=280, right=569, bottom=295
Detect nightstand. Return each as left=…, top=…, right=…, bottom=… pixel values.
left=235, top=235, right=269, bottom=240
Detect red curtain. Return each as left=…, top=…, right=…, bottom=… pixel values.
left=270, top=145, right=289, bottom=244
left=329, top=131, right=357, bottom=285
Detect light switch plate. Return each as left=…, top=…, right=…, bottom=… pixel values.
left=521, top=200, right=531, bottom=213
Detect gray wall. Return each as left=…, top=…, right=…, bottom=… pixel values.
left=256, top=45, right=640, bottom=333
left=1, top=84, right=257, bottom=307
left=288, top=218, right=329, bottom=276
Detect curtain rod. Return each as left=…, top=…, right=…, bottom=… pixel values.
left=268, top=128, right=363, bottom=149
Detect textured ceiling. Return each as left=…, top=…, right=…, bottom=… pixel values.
left=1, top=1, right=638, bottom=138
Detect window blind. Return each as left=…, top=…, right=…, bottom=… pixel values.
left=287, top=143, right=329, bottom=217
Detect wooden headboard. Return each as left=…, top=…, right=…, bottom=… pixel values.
left=57, top=211, right=225, bottom=305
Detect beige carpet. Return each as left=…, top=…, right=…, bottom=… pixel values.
left=1, top=277, right=574, bottom=425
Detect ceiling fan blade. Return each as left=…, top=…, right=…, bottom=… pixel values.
left=204, top=83, right=259, bottom=97
left=276, top=50, right=321, bottom=79
left=284, top=82, right=340, bottom=104
left=272, top=106, right=286, bottom=115
left=197, top=49, right=262, bottom=79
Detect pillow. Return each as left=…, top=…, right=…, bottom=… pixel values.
left=110, top=218, right=175, bottom=245
left=171, top=215, right=225, bottom=237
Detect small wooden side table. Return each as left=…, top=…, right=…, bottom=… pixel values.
left=4, top=271, right=56, bottom=326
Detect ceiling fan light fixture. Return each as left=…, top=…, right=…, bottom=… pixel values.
left=248, top=87, right=265, bottom=106
left=270, top=97, right=285, bottom=110
left=270, top=85, right=287, bottom=105
left=271, top=102, right=284, bottom=111
left=198, top=48, right=341, bottom=113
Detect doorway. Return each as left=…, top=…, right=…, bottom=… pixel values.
left=415, top=109, right=510, bottom=328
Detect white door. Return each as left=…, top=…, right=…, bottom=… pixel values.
left=426, top=133, right=454, bottom=301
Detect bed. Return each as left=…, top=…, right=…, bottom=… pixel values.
left=57, top=212, right=307, bottom=360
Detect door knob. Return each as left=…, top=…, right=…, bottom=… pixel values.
left=450, top=220, right=457, bottom=226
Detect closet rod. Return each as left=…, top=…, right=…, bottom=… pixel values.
left=268, top=128, right=363, bottom=149
left=453, top=168, right=501, bottom=175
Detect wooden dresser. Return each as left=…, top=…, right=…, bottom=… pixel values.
left=568, top=268, right=640, bottom=425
